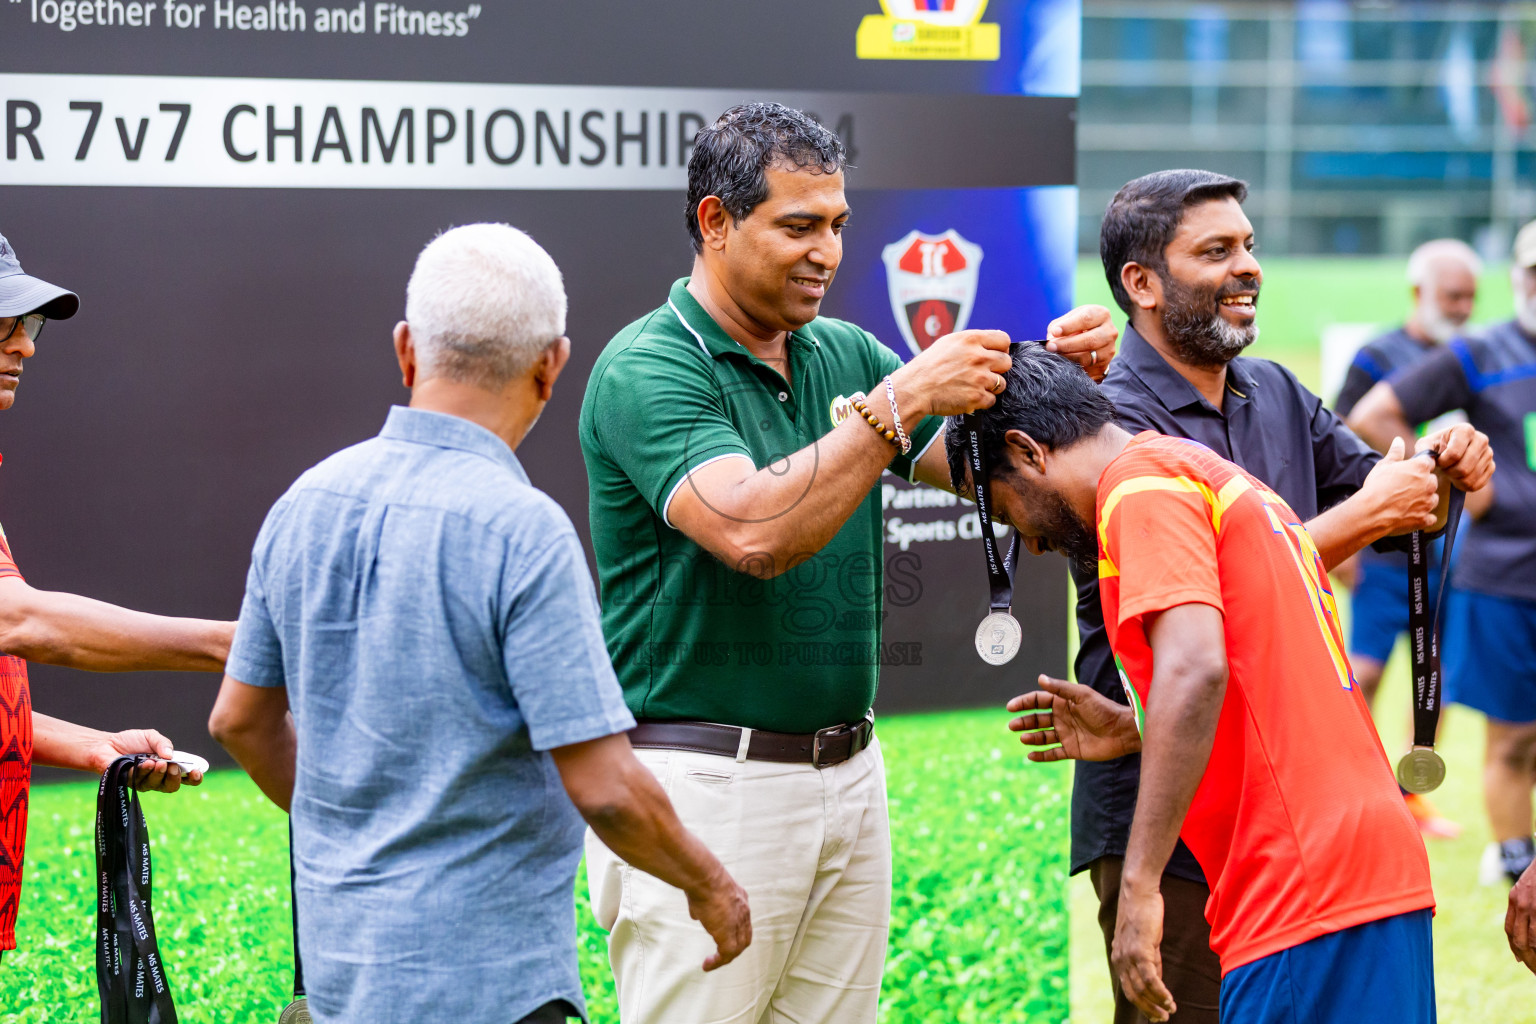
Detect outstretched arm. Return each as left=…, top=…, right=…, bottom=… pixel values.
left=32, top=714, right=203, bottom=792
left=1305, top=437, right=1437, bottom=570
left=0, top=576, right=232, bottom=672
left=669, top=330, right=1011, bottom=577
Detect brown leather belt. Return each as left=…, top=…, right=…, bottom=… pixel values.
left=629, top=714, right=875, bottom=769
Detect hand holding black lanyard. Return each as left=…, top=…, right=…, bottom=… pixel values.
left=962, top=341, right=1031, bottom=666
left=1396, top=447, right=1465, bottom=794
left=94, top=756, right=179, bottom=1024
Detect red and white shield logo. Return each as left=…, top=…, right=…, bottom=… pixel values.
left=881, top=229, right=983, bottom=356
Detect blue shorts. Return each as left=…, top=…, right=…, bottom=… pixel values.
left=1348, top=561, right=1441, bottom=665
left=1219, top=910, right=1435, bottom=1024
left=1443, top=587, right=1536, bottom=723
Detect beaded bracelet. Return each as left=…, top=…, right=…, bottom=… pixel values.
left=849, top=391, right=899, bottom=448
left=883, top=375, right=912, bottom=456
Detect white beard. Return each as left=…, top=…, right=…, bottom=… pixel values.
left=1416, top=299, right=1463, bottom=344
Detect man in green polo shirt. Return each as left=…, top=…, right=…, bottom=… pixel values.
left=579, top=102, right=1116, bottom=1024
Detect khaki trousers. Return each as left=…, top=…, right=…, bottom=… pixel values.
left=586, top=739, right=891, bottom=1024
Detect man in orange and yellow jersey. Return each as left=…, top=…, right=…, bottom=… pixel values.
left=946, top=343, right=1465, bottom=1024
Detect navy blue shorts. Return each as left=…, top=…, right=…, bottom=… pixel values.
left=1220, top=910, right=1435, bottom=1024
left=1444, top=587, right=1536, bottom=723
left=1348, top=560, right=1442, bottom=665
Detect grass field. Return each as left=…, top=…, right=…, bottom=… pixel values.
left=4, top=257, right=1531, bottom=1021
left=2, top=711, right=1070, bottom=1024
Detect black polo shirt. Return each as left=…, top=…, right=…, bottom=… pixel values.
left=1070, top=326, right=1382, bottom=883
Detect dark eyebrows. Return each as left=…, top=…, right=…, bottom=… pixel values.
left=776, top=207, right=852, bottom=225
left=1187, top=230, right=1253, bottom=250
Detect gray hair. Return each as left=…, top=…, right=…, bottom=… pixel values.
left=404, top=223, right=567, bottom=390
left=1406, top=238, right=1481, bottom=289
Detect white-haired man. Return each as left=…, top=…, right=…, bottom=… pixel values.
left=210, top=224, right=750, bottom=1024
left=1332, top=238, right=1481, bottom=838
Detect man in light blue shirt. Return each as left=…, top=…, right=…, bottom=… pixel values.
left=209, top=224, right=750, bottom=1024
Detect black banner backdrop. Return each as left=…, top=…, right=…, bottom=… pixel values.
left=2, top=0, right=1077, bottom=774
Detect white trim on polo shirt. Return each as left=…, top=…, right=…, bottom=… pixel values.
left=900, top=421, right=943, bottom=483
left=668, top=298, right=713, bottom=358
left=662, top=452, right=755, bottom=529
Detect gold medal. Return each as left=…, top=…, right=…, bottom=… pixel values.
left=1396, top=747, right=1446, bottom=794
left=279, top=997, right=312, bottom=1024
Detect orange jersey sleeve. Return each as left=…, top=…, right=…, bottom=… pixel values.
left=1098, top=469, right=1225, bottom=633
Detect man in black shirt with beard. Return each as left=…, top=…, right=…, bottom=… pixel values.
left=1014, top=170, right=1493, bottom=1023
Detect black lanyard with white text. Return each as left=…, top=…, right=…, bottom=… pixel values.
left=95, top=756, right=179, bottom=1024
left=278, top=824, right=311, bottom=1024
left=963, top=410, right=1023, bottom=665
left=1396, top=450, right=1465, bottom=794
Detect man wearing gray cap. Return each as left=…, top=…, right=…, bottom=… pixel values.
left=0, top=231, right=235, bottom=965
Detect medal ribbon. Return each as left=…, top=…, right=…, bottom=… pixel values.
left=963, top=412, right=1021, bottom=613
left=94, top=756, right=179, bottom=1024
left=1407, top=451, right=1464, bottom=753
left=289, top=824, right=306, bottom=1000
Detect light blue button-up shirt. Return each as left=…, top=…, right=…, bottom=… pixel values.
left=228, top=405, right=634, bottom=1024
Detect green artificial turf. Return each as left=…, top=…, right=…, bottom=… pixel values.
left=2, top=710, right=1069, bottom=1024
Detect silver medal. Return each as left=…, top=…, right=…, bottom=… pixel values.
left=975, top=611, right=1023, bottom=665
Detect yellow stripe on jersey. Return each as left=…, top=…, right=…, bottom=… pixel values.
left=1098, top=472, right=1255, bottom=553
left=1261, top=502, right=1354, bottom=689
left=1098, top=475, right=1218, bottom=554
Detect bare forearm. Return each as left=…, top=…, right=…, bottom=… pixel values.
left=1122, top=646, right=1226, bottom=889
left=582, top=760, right=728, bottom=897
left=1346, top=383, right=1415, bottom=454
left=692, top=394, right=907, bottom=576
left=0, top=582, right=232, bottom=672
left=31, top=712, right=113, bottom=772
left=1306, top=493, right=1393, bottom=571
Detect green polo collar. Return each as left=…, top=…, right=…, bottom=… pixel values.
left=666, top=278, right=820, bottom=377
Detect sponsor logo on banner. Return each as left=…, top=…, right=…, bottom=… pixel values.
left=881, top=229, right=983, bottom=356
left=856, top=0, right=1000, bottom=61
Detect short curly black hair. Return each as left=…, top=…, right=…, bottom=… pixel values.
left=684, top=103, right=847, bottom=253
